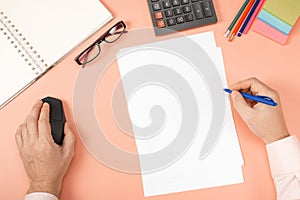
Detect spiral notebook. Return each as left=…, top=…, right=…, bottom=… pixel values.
left=0, top=0, right=113, bottom=109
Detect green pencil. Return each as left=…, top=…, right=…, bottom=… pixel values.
left=224, top=0, right=250, bottom=37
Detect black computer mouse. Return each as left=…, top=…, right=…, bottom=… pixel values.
left=42, top=97, right=66, bottom=145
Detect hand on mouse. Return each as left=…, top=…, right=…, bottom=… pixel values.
left=230, top=77, right=290, bottom=144
left=15, top=100, right=76, bottom=198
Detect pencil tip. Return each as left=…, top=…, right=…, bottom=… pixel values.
left=237, top=32, right=242, bottom=37
left=229, top=33, right=235, bottom=41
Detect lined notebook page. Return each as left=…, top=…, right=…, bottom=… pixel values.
left=1, top=0, right=112, bottom=68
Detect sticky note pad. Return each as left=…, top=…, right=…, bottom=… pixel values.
left=252, top=0, right=299, bottom=45
left=253, top=19, right=289, bottom=45
left=263, top=0, right=300, bottom=26
left=258, top=9, right=292, bottom=35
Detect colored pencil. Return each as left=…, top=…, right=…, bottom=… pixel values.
left=224, top=0, right=250, bottom=37
left=243, top=0, right=265, bottom=34
left=228, top=0, right=256, bottom=41
left=238, top=0, right=261, bottom=37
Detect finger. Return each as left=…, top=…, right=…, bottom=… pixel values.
left=39, top=102, right=50, bottom=122
left=25, top=100, right=43, bottom=139
left=230, top=77, right=269, bottom=94
left=15, top=125, right=23, bottom=149
left=231, top=91, right=253, bottom=115
left=25, top=115, right=39, bottom=141
left=62, top=122, right=76, bottom=157
left=239, top=88, right=254, bottom=96
left=29, top=100, right=43, bottom=120
left=25, top=101, right=43, bottom=140
left=20, top=123, right=29, bottom=145
left=38, top=103, right=52, bottom=141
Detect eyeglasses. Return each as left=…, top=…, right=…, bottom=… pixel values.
left=75, top=21, right=127, bottom=68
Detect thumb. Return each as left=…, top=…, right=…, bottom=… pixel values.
left=62, top=122, right=76, bottom=157
left=231, top=91, right=252, bottom=115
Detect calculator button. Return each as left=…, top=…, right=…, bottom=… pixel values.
left=154, top=11, right=163, bottom=19
left=165, top=9, right=174, bottom=17
left=202, top=1, right=213, bottom=17
left=152, top=3, right=161, bottom=11
left=183, top=5, right=192, bottom=13
left=174, top=7, right=183, bottom=15
left=181, top=0, right=189, bottom=5
left=156, top=20, right=166, bottom=28
left=151, top=0, right=159, bottom=2
left=192, top=2, right=204, bottom=19
left=162, top=0, right=172, bottom=9
left=184, top=14, right=194, bottom=22
left=167, top=18, right=176, bottom=26
left=172, top=0, right=181, bottom=7
left=176, top=16, right=185, bottom=24
left=191, top=0, right=199, bottom=2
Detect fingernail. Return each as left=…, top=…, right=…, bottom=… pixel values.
left=231, top=91, right=238, bottom=98
left=43, top=103, right=49, bottom=108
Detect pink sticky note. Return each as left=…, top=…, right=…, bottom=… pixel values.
left=252, top=19, right=289, bottom=45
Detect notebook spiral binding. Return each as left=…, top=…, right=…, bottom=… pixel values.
left=0, top=11, right=48, bottom=75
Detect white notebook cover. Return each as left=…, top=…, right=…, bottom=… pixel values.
left=0, top=0, right=113, bottom=108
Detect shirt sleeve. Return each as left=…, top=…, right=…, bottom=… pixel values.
left=24, top=192, right=58, bottom=200
left=266, top=135, right=300, bottom=200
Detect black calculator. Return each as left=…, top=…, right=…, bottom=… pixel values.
left=147, top=0, right=218, bottom=35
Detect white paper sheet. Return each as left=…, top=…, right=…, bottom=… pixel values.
left=117, top=32, right=244, bottom=197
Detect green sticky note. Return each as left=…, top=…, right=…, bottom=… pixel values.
left=263, top=0, right=300, bottom=26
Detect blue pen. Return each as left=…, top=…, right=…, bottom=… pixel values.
left=224, top=88, right=277, bottom=106
left=237, top=0, right=261, bottom=37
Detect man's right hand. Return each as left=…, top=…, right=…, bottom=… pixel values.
left=16, top=100, right=76, bottom=198
left=230, top=77, right=290, bottom=144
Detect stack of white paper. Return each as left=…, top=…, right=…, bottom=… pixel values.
left=117, top=32, right=244, bottom=197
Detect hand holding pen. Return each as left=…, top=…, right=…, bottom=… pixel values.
left=224, top=88, right=277, bottom=106
left=227, top=77, right=290, bottom=144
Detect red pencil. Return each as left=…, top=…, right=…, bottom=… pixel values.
left=229, top=0, right=256, bottom=41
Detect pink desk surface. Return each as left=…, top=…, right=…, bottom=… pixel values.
left=0, top=0, right=299, bottom=199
